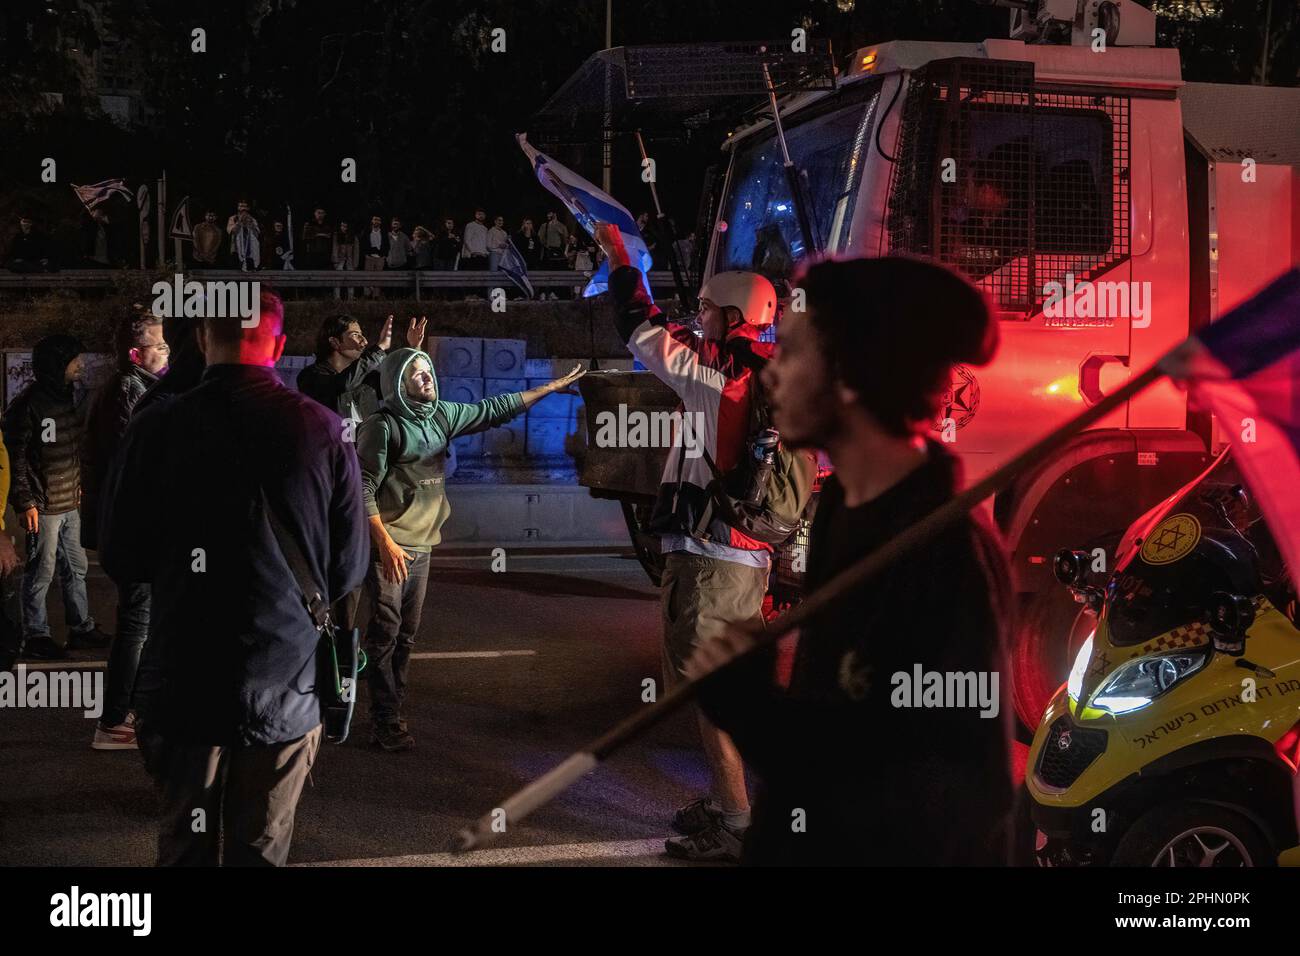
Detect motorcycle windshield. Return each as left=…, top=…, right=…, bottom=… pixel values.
left=1104, top=452, right=1266, bottom=648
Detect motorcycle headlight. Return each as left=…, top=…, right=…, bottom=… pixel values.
left=1091, top=648, right=1210, bottom=714
left=1066, top=632, right=1094, bottom=703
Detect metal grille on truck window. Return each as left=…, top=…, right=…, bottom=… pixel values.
left=886, top=58, right=1131, bottom=314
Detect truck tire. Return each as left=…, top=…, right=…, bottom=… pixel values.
left=1011, top=561, right=1106, bottom=734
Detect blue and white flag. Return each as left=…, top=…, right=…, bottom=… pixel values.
left=71, top=178, right=132, bottom=213
left=499, top=238, right=534, bottom=299
left=517, top=133, right=653, bottom=298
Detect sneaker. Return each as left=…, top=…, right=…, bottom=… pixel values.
left=92, top=713, right=137, bottom=751
left=68, top=626, right=112, bottom=650
left=369, top=722, right=415, bottom=752
left=664, top=819, right=745, bottom=863
left=22, top=635, right=69, bottom=660
left=672, top=797, right=724, bottom=835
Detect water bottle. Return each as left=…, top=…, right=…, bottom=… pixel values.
left=745, top=429, right=780, bottom=507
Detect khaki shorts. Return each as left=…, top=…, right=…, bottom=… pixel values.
left=660, top=552, right=768, bottom=689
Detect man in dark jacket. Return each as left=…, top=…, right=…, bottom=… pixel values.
left=82, top=309, right=170, bottom=750
left=687, top=257, right=1015, bottom=866
left=357, top=348, right=582, bottom=750
left=301, top=207, right=333, bottom=270
left=100, top=289, right=368, bottom=866
left=297, top=313, right=426, bottom=424
left=3, top=335, right=109, bottom=660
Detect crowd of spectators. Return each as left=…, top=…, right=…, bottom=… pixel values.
left=4, top=204, right=694, bottom=276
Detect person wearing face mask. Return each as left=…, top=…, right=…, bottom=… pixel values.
left=356, top=349, right=584, bottom=751
left=82, top=308, right=171, bottom=750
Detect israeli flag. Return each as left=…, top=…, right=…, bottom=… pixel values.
left=499, top=238, right=534, bottom=299
left=517, top=134, right=654, bottom=298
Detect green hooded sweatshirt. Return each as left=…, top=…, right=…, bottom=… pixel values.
left=357, top=347, right=524, bottom=551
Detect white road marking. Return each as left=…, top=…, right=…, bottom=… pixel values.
left=301, top=837, right=673, bottom=867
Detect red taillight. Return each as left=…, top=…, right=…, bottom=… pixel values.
left=1273, top=724, right=1300, bottom=771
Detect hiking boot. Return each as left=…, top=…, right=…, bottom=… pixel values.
left=672, top=797, right=724, bottom=835
left=68, top=626, right=113, bottom=650
left=369, top=721, right=415, bottom=752
left=664, top=819, right=745, bottom=863
left=92, top=713, right=138, bottom=751
left=22, top=635, right=69, bottom=660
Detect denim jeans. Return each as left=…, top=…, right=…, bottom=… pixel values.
left=22, top=509, right=95, bottom=639
left=102, top=581, right=151, bottom=726
left=362, top=548, right=431, bottom=723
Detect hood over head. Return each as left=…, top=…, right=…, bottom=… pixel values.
left=32, top=334, right=84, bottom=391
left=379, top=347, right=437, bottom=423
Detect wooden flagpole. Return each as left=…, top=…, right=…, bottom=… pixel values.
left=455, top=357, right=1171, bottom=852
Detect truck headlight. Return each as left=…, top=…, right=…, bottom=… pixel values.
left=1091, top=649, right=1210, bottom=715
left=1066, top=632, right=1094, bottom=703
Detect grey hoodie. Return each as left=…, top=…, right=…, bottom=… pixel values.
left=357, top=347, right=523, bottom=550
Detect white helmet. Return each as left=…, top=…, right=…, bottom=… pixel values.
left=698, top=271, right=777, bottom=327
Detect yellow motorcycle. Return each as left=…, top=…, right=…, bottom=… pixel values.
left=1026, top=451, right=1300, bottom=866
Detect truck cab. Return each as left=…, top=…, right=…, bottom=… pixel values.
left=577, top=7, right=1300, bottom=728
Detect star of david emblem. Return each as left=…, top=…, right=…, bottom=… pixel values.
left=1150, top=524, right=1188, bottom=556
left=1140, top=513, right=1201, bottom=566
left=1089, top=650, right=1111, bottom=676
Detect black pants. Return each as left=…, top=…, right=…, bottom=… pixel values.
left=362, top=548, right=431, bottom=724
left=102, top=581, right=151, bottom=726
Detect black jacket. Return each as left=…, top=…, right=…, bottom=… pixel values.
left=296, top=344, right=386, bottom=421
left=699, top=444, right=1016, bottom=865
left=5, top=229, right=49, bottom=265
left=2, top=336, right=85, bottom=515
left=80, top=362, right=158, bottom=549
left=99, top=364, right=369, bottom=746
left=361, top=227, right=389, bottom=259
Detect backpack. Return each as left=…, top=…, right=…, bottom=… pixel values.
left=692, top=374, right=816, bottom=547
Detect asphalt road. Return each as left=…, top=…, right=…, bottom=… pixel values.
left=0, top=552, right=727, bottom=867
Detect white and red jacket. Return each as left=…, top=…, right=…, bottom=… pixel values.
left=610, top=265, right=772, bottom=555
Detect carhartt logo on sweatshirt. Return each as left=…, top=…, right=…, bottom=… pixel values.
left=49, top=886, right=151, bottom=936
left=890, top=664, right=1000, bottom=718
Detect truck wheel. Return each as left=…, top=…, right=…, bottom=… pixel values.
left=1011, top=591, right=1095, bottom=734
left=1111, top=801, right=1275, bottom=867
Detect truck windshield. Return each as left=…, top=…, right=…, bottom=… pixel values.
left=712, top=79, right=883, bottom=283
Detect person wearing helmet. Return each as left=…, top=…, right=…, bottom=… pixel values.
left=595, top=224, right=776, bottom=863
